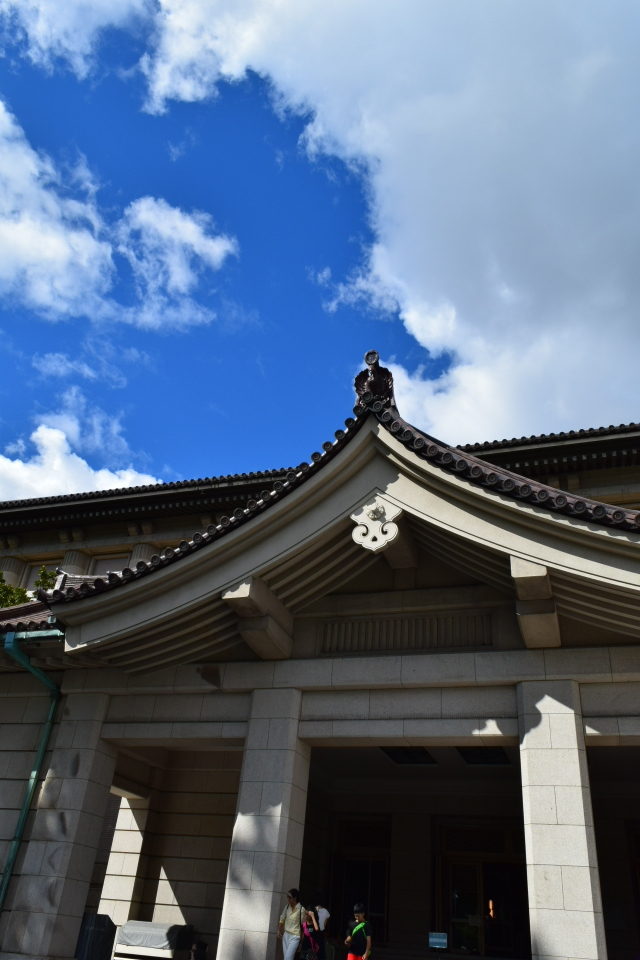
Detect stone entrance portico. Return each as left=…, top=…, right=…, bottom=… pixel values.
left=1, top=354, right=640, bottom=960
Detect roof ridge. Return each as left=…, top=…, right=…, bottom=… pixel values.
left=0, top=466, right=295, bottom=511
left=356, top=395, right=639, bottom=531
left=46, top=416, right=366, bottom=606
left=459, top=420, right=640, bottom=453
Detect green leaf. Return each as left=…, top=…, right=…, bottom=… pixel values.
left=32, top=566, right=57, bottom=594
left=0, top=572, right=29, bottom=608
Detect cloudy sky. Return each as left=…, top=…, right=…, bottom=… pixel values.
left=0, top=1, right=638, bottom=497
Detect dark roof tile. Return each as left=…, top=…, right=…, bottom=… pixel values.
left=0, top=466, right=293, bottom=511
left=461, top=420, right=640, bottom=453
left=0, top=600, right=53, bottom=632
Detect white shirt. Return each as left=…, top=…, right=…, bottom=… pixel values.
left=316, top=907, right=330, bottom=931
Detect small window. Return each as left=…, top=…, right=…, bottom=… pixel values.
left=381, top=746, right=437, bottom=765
left=92, top=556, right=130, bottom=577
left=457, top=747, right=510, bottom=765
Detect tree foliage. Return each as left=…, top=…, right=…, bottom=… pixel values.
left=32, top=566, right=57, bottom=594
left=0, top=572, right=29, bottom=608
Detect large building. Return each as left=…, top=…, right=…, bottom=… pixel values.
left=0, top=352, right=639, bottom=960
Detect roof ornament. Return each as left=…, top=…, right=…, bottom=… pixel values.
left=354, top=350, right=394, bottom=410
left=350, top=496, right=402, bottom=554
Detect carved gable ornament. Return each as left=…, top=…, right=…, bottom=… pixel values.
left=350, top=496, right=403, bottom=554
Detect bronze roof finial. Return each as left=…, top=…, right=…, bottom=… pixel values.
left=354, top=349, right=394, bottom=407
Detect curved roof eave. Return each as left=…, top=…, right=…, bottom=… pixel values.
left=47, top=356, right=640, bottom=622
left=47, top=408, right=640, bottom=674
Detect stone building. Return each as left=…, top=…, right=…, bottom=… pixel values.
left=0, top=351, right=639, bottom=960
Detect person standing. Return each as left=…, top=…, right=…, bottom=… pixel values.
left=277, top=888, right=302, bottom=960
left=301, top=907, right=324, bottom=959
left=344, top=903, right=372, bottom=960
left=316, top=900, right=330, bottom=935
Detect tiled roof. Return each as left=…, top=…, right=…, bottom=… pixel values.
left=0, top=600, right=54, bottom=632
left=460, top=421, right=640, bottom=454
left=0, top=467, right=292, bottom=511
left=42, top=357, right=640, bottom=608
left=364, top=401, right=640, bottom=527
left=45, top=416, right=366, bottom=605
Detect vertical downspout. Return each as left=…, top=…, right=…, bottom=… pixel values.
left=0, top=631, right=61, bottom=911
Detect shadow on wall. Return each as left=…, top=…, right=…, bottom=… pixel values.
left=130, top=751, right=242, bottom=947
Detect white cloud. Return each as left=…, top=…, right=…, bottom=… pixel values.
left=133, top=0, right=640, bottom=440
left=0, top=98, right=114, bottom=318
left=37, top=385, right=138, bottom=465
left=32, top=352, right=98, bottom=380
left=0, top=387, right=161, bottom=500
left=0, top=0, right=150, bottom=77
left=0, top=98, right=237, bottom=329
left=4, top=2, right=640, bottom=438
left=32, top=338, right=150, bottom=387
left=4, top=438, right=25, bottom=456
left=0, top=424, right=159, bottom=500
left=117, top=195, right=238, bottom=329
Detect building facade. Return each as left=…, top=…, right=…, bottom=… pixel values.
left=0, top=352, right=639, bottom=960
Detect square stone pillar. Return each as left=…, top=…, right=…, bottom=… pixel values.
left=98, top=796, right=150, bottom=926
left=0, top=692, right=117, bottom=960
left=217, top=688, right=309, bottom=960
left=518, top=680, right=607, bottom=960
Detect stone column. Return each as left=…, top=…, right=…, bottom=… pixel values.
left=0, top=559, right=26, bottom=589
left=217, top=689, right=309, bottom=960
left=1, top=693, right=117, bottom=959
left=98, top=795, right=150, bottom=925
left=60, top=551, right=90, bottom=576
left=518, top=680, right=607, bottom=960
left=129, top=544, right=156, bottom=566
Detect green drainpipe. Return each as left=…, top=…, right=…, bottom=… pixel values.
left=0, top=630, right=62, bottom=912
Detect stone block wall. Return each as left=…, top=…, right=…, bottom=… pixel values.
left=0, top=688, right=54, bottom=941
left=137, top=750, right=241, bottom=949
left=86, top=791, right=122, bottom=913
left=98, top=794, right=149, bottom=924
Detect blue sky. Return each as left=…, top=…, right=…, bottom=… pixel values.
left=0, top=2, right=639, bottom=496
left=0, top=25, right=434, bottom=494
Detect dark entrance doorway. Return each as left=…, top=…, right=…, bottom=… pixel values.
left=330, top=818, right=391, bottom=944
left=342, top=856, right=388, bottom=944
left=587, top=746, right=640, bottom=960
left=436, top=819, right=530, bottom=959
left=299, top=745, right=529, bottom=958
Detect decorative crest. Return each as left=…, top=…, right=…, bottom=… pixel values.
left=350, top=496, right=403, bottom=554
left=354, top=350, right=394, bottom=408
